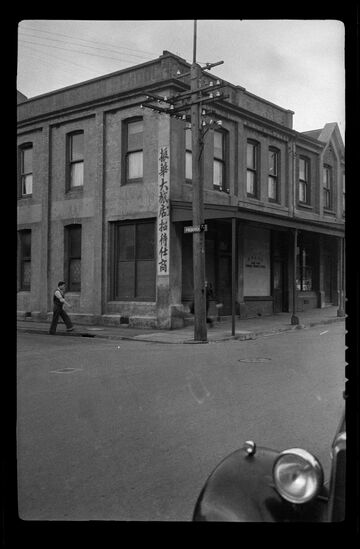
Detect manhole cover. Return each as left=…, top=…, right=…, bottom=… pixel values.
left=50, top=367, right=83, bottom=374
left=238, top=358, right=271, bottom=363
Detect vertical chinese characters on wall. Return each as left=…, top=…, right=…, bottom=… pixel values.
left=157, top=146, right=170, bottom=275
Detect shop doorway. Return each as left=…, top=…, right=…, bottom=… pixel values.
left=324, top=254, right=333, bottom=304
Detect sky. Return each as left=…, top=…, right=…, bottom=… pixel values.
left=17, top=19, right=345, bottom=138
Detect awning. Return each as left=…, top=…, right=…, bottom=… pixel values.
left=171, top=200, right=345, bottom=238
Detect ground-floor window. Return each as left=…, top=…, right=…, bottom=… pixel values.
left=65, top=224, right=82, bottom=292
left=18, top=229, right=31, bottom=290
left=111, top=219, right=156, bottom=300
left=296, top=244, right=313, bottom=291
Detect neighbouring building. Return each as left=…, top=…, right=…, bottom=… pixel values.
left=17, top=51, right=345, bottom=329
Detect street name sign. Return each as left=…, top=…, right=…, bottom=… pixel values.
left=184, top=224, right=208, bottom=234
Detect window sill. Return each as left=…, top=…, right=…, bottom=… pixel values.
left=65, top=187, right=84, bottom=197
left=213, top=186, right=230, bottom=194
left=323, top=208, right=336, bottom=216
left=297, top=202, right=313, bottom=210
left=122, top=178, right=143, bottom=185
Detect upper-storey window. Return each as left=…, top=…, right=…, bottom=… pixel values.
left=323, top=165, right=333, bottom=210
left=67, top=131, right=84, bottom=190
left=18, top=229, right=31, bottom=290
left=246, top=140, right=259, bottom=198
left=213, top=131, right=227, bottom=192
left=298, top=156, right=310, bottom=205
left=125, top=118, right=143, bottom=182
left=185, top=127, right=192, bottom=182
left=268, top=147, right=279, bottom=202
left=19, top=143, right=33, bottom=197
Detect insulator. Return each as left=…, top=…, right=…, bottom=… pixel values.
left=216, top=79, right=221, bottom=85
left=216, top=91, right=221, bottom=97
left=209, top=81, right=214, bottom=86
left=209, top=93, right=214, bottom=99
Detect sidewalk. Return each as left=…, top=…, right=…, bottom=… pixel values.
left=17, top=306, right=345, bottom=344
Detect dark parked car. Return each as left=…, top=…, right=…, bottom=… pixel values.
left=193, top=408, right=345, bottom=522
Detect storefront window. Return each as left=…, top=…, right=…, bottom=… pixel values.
left=296, top=246, right=313, bottom=291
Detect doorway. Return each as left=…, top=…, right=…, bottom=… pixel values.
left=273, top=259, right=286, bottom=313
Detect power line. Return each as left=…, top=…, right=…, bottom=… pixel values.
left=21, top=45, right=100, bottom=75
left=19, top=25, right=158, bottom=58
left=19, top=38, right=153, bottom=65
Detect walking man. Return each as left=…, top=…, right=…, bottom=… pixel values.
left=49, top=281, right=74, bottom=335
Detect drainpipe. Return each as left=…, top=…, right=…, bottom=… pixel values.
left=290, top=141, right=299, bottom=325
left=337, top=236, right=345, bottom=317
left=231, top=217, right=237, bottom=336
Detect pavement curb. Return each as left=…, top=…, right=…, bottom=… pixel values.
left=17, top=314, right=345, bottom=344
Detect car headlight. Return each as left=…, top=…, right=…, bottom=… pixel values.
left=273, top=448, right=324, bottom=504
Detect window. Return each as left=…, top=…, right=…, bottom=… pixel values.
left=296, top=245, right=313, bottom=291
left=185, top=128, right=192, bottom=181
left=125, top=119, right=143, bottom=182
left=268, top=148, right=279, bottom=202
left=299, top=157, right=310, bottom=204
left=213, top=131, right=227, bottom=192
left=246, top=140, right=259, bottom=197
left=342, top=172, right=345, bottom=214
left=112, top=220, right=155, bottom=300
left=65, top=225, right=82, bottom=292
left=67, top=132, right=84, bottom=189
left=18, top=230, right=31, bottom=290
left=19, top=144, right=33, bottom=196
left=323, top=165, right=332, bottom=210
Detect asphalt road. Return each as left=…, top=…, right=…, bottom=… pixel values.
left=16, top=323, right=345, bottom=521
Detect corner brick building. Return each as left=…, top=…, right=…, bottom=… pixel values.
left=17, top=51, right=345, bottom=329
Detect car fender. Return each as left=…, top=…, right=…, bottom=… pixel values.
left=193, top=445, right=328, bottom=522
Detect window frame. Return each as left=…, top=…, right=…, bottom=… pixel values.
left=298, top=156, right=310, bottom=205
left=66, top=131, right=84, bottom=191
left=123, top=117, right=144, bottom=184
left=65, top=224, right=82, bottom=292
left=18, top=229, right=31, bottom=291
left=323, top=164, right=332, bottom=210
left=111, top=219, right=156, bottom=301
left=19, top=143, right=33, bottom=197
left=185, top=127, right=192, bottom=183
left=296, top=244, right=313, bottom=292
left=246, top=140, right=259, bottom=198
left=268, top=147, right=280, bottom=203
left=213, top=130, right=227, bottom=192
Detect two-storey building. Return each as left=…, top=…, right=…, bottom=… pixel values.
left=17, top=51, right=345, bottom=329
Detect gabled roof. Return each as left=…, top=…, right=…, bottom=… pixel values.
left=302, top=122, right=344, bottom=156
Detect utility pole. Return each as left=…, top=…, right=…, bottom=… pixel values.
left=141, top=20, right=226, bottom=341
left=191, top=22, right=207, bottom=341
